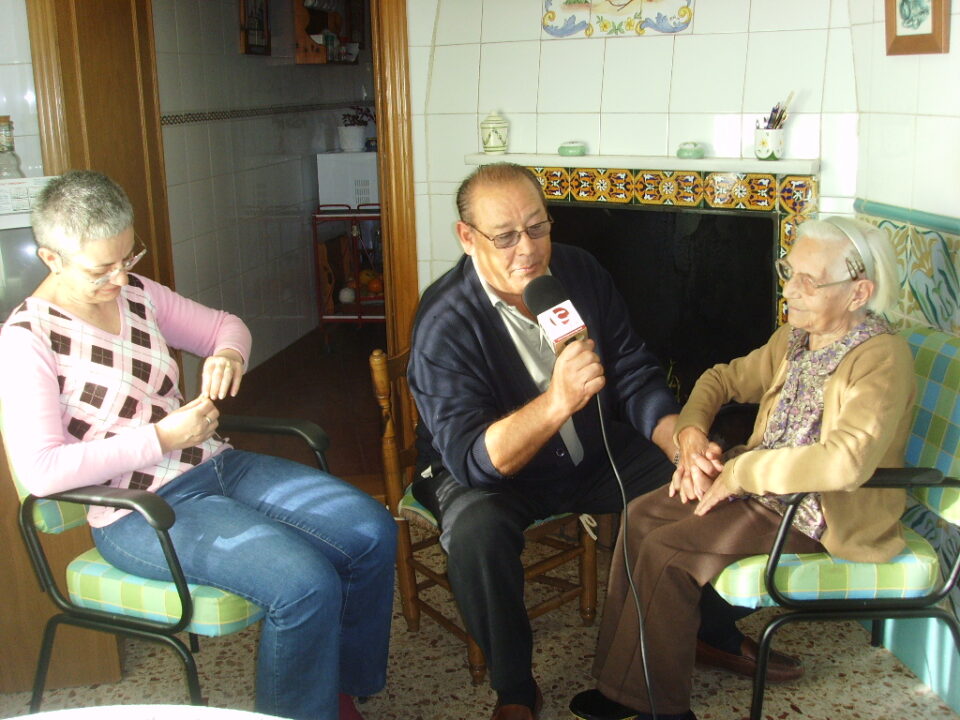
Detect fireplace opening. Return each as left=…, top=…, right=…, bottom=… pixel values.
left=548, top=203, right=778, bottom=401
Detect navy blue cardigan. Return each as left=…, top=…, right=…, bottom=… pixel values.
left=408, top=243, right=679, bottom=494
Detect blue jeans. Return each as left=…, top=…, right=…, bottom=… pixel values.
left=92, top=450, right=396, bottom=720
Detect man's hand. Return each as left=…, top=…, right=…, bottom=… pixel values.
left=669, top=425, right=724, bottom=503
left=544, top=339, right=605, bottom=417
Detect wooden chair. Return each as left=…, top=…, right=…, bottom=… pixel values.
left=369, top=347, right=598, bottom=684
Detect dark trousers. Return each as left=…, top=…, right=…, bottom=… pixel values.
left=593, top=486, right=824, bottom=714
left=413, top=432, right=745, bottom=696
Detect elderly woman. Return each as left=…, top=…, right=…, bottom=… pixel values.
left=570, top=217, right=915, bottom=720
left=0, top=171, right=395, bottom=720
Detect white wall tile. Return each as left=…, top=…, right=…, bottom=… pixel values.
left=188, top=178, right=216, bottom=237
left=194, top=231, right=221, bottom=290
left=167, top=182, right=193, bottom=244
left=408, top=46, right=431, bottom=115
left=670, top=34, right=748, bottom=113
left=162, top=125, right=188, bottom=187
left=412, top=114, right=428, bottom=183
left=819, top=113, right=859, bottom=196
left=535, top=113, right=600, bottom=155
left=171, top=237, right=199, bottom=297
left=601, top=36, right=673, bottom=114
left=184, top=124, right=212, bottom=182
left=857, top=113, right=916, bottom=206
left=537, top=39, right=605, bottom=113
left=13, top=134, right=42, bottom=176
left=780, top=113, right=821, bottom=160
left=848, top=0, right=878, bottom=25
left=830, top=0, right=852, bottom=28
left=749, top=0, right=832, bottom=31
left=504, top=112, right=538, bottom=154
left=430, top=259, right=457, bottom=285
left=744, top=31, right=828, bottom=115
left=429, top=194, right=461, bottom=262
left=178, top=54, right=207, bottom=112
left=916, top=15, right=960, bottom=116
left=435, top=0, right=482, bottom=45
left=418, top=260, right=433, bottom=293
left=818, top=196, right=856, bottom=216
left=481, top=0, right=544, bottom=42
left=692, top=0, right=751, bottom=34
left=208, top=121, right=236, bottom=177
left=174, top=0, right=203, bottom=55
left=849, top=23, right=875, bottom=112
left=912, top=115, right=960, bottom=217
left=479, top=42, right=540, bottom=115
left=668, top=113, right=744, bottom=158
left=0, top=0, right=30, bottom=63
left=823, top=29, right=858, bottom=113
left=599, top=114, right=669, bottom=156
left=152, top=0, right=178, bottom=54
left=217, top=224, right=241, bottom=281
left=427, top=44, right=481, bottom=114
left=415, top=192, right=432, bottom=263
left=198, top=0, right=225, bottom=57
left=407, top=0, right=439, bottom=47
left=425, top=114, right=477, bottom=183
left=867, top=23, right=918, bottom=114
left=155, top=53, right=183, bottom=113
left=0, top=63, right=37, bottom=129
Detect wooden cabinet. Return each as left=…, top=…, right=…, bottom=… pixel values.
left=294, top=0, right=366, bottom=64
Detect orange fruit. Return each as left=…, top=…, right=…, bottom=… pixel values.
left=359, top=269, right=377, bottom=286
left=366, top=277, right=383, bottom=294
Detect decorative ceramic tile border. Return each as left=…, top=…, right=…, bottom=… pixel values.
left=543, top=0, right=694, bottom=37
left=529, top=165, right=818, bottom=323
left=855, top=200, right=960, bottom=336
left=160, top=101, right=372, bottom=126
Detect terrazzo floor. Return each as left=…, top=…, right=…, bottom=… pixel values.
left=1, top=543, right=957, bottom=720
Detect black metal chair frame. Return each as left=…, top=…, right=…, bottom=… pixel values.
left=748, top=467, right=960, bottom=720
left=18, top=415, right=330, bottom=712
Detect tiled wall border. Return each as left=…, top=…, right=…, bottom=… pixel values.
left=160, top=101, right=374, bottom=126
left=528, top=165, right=819, bottom=322
left=854, top=199, right=960, bottom=238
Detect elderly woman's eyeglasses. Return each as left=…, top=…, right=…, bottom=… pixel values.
left=774, top=258, right=862, bottom=295
left=466, top=216, right=554, bottom=249
left=62, top=237, right=149, bottom=287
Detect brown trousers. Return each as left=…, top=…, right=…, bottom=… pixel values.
left=592, top=486, right=823, bottom=714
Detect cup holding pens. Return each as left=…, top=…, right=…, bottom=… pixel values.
left=754, top=128, right=784, bottom=160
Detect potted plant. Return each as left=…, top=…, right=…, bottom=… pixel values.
left=338, top=106, right=375, bottom=152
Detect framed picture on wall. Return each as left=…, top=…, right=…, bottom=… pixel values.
left=885, top=0, right=951, bottom=55
left=240, top=0, right=271, bottom=55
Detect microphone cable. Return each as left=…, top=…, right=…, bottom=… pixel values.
left=595, top=391, right=658, bottom=720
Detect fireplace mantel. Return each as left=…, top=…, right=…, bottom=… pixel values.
left=465, top=152, right=819, bottom=176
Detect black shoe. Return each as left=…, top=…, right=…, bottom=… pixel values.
left=569, top=689, right=640, bottom=720
left=569, top=688, right=698, bottom=720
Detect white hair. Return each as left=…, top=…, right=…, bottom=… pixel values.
left=797, top=217, right=899, bottom=313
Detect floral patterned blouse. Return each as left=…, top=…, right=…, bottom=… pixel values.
left=751, top=312, right=893, bottom=540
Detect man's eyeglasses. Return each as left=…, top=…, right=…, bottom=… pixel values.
left=774, top=257, right=862, bottom=295
left=62, top=236, right=148, bottom=287
left=467, top=216, right=554, bottom=250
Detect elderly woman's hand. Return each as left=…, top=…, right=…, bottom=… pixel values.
left=693, top=473, right=737, bottom=516
left=202, top=350, right=245, bottom=400
left=155, top=396, right=219, bottom=453
left=669, top=426, right=724, bottom=503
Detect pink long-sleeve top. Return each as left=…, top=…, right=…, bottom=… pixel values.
left=0, top=274, right=252, bottom=527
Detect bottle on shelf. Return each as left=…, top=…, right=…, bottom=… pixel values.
left=0, top=116, right=25, bottom=179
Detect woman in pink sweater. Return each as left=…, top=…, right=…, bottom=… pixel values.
left=0, top=170, right=395, bottom=720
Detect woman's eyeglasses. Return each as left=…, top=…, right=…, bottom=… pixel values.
left=62, top=237, right=149, bottom=287
left=774, top=257, right=862, bottom=295
left=466, top=217, right=554, bottom=250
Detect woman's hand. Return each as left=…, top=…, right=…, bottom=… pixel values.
left=694, top=473, right=737, bottom=516
left=669, top=426, right=724, bottom=503
left=155, top=396, right=219, bottom=453
left=201, top=350, right=244, bottom=400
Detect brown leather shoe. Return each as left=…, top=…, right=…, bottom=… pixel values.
left=491, top=685, right=543, bottom=720
left=695, top=637, right=804, bottom=683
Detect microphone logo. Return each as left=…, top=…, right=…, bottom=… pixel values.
left=536, top=301, right=587, bottom=353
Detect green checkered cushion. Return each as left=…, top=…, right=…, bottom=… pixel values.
left=67, top=547, right=265, bottom=636
left=711, top=526, right=939, bottom=608
left=397, top=483, right=573, bottom=531
left=901, top=327, right=960, bottom=523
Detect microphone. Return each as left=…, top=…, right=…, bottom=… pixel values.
left=523, top=275, right=588, bottom=355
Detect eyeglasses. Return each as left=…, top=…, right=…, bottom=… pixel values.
left=466, top=216, right=554, bottom=250
left=774, top=257, right=861, bottom=295
left=62, top=236, right=148, bottom=287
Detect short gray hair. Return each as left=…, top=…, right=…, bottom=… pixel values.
left=31, top=170, right=134, bottom=253
left=797, top=216, right=899, bottom=313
